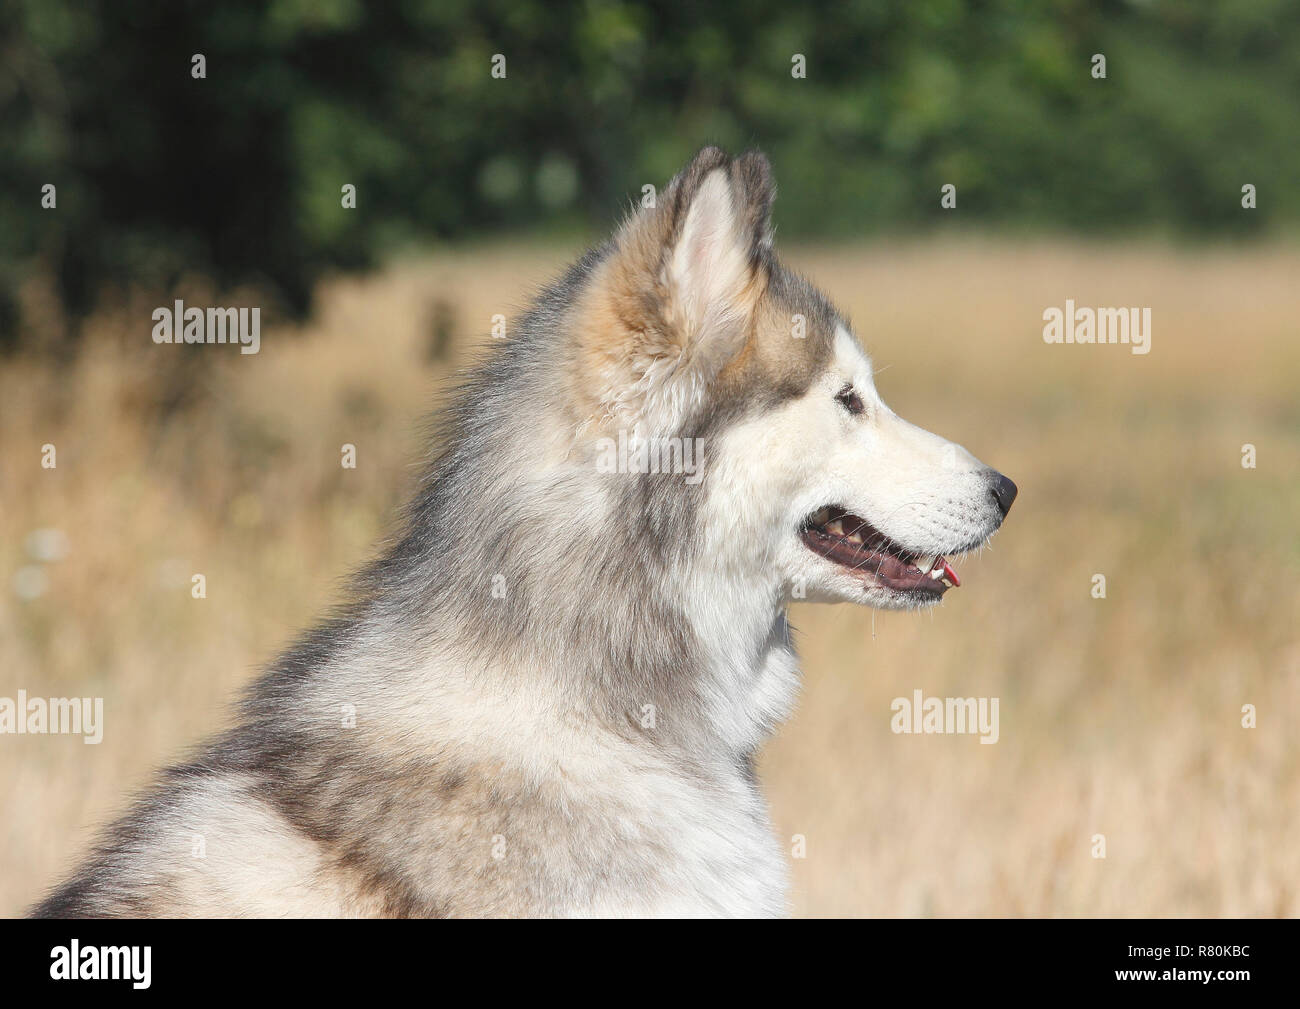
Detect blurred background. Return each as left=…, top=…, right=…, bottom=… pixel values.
left=2, top=0, right=1298, bottom=916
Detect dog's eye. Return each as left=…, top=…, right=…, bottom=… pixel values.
left=835, top=385, right=865, bottom=416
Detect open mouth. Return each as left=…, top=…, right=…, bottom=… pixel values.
left=799, top=505, right=962, bottom=596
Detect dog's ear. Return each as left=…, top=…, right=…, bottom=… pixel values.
left=659, top=147, right=775, bottom=346
left=575, top=147, right=775, bottom=435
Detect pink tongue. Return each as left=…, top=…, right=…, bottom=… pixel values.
left=940, top=558, right=961, bottom=587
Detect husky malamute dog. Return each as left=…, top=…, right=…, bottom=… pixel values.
left=35, top=147, right=1015, bottom=918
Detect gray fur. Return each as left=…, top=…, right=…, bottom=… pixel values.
left=33, top=147, right=993, bottom=918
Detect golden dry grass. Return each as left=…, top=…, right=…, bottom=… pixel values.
left=2, top=238, right=1298, bottom=917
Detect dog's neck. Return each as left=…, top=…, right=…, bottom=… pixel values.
left=380, top=443, right=802, bottom=765
left=391, top=532, right=798, bottom=765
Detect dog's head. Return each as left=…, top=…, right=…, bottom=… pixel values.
left=571, top=146, right=1015, bottom=610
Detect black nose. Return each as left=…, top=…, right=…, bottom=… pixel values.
left=990, top=471, right=1018, bottom=516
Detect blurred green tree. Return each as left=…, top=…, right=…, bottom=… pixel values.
left=2, top=0, right=1296, bottom=347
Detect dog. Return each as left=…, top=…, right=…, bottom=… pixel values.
left=33, top=146, right=1015, bottom=917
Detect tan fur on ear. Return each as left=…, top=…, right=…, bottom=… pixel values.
left=571, top=147, right=775, bottom=436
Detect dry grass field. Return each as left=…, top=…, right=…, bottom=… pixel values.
left=2, top=238, right=1298, bottom=917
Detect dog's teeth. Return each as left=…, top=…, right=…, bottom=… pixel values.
left=825, top=519, right=844, bottom=536
left=810, top=507, right=830, bottom=526
left=845, top=530, right=863, bottom=544
left=928, top=567, right=943, bottom=580
left=940, top=577, right=954, bottom=587
left=915, top=554, right=934, bottom=573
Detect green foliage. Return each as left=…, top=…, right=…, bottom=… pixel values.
left=2, top=0, right=1297, bottom=344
